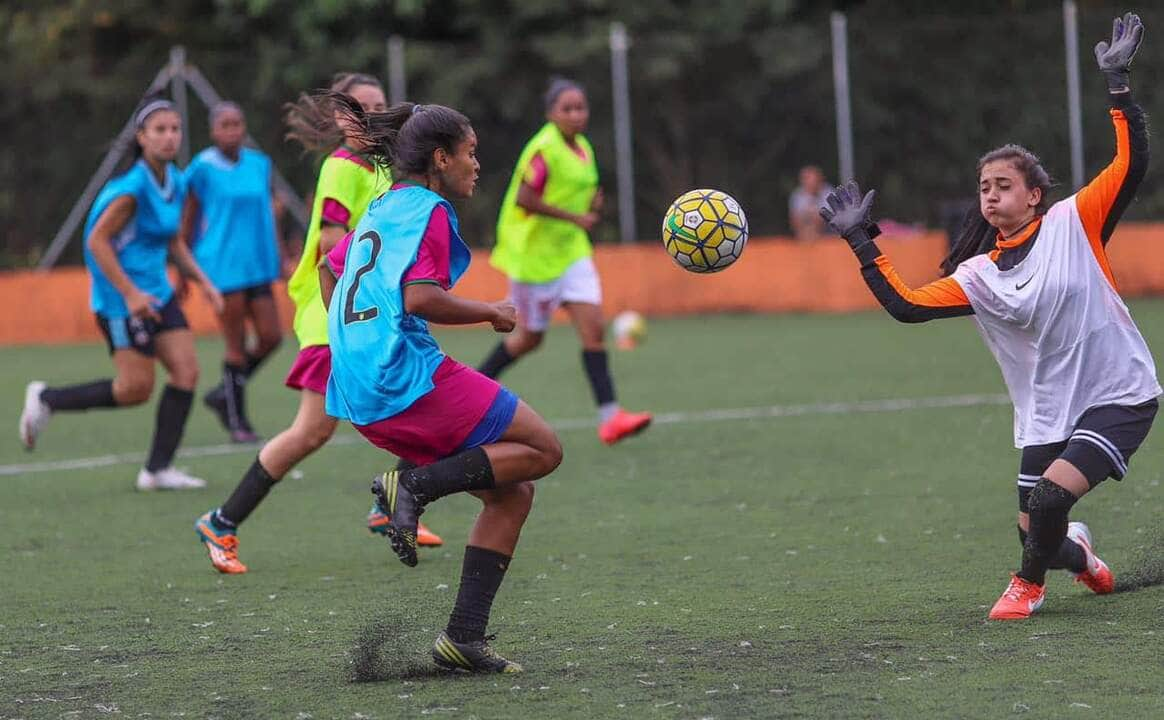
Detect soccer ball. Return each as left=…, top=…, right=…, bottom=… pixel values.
left=661, top=189, right=748, bottom=273
left=612, top=310, right=647, bottom=350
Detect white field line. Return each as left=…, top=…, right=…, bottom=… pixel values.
left=0, top=393, right=1009, bottom=477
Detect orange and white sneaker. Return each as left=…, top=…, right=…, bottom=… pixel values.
left=194, top=510, right=247, bottom=574
left=1066, top=521, right=1115, bottom=594
left=598, top=409, right=652, bottom=445
left=368, top=505, right=443, bottom=547
left=988, top=574, right=1045, bottom=620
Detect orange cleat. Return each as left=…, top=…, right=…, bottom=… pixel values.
left=368, top=506, right=443, bottom=547
left=598, top=409, right=652, bottom=445
left=1066, top=522, right=1115, bottom=594
left=988, top=574, right=1045, bottom=620
left=194, top=511, right=247, bottom=574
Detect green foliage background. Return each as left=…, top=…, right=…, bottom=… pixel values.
left=2, top=1, right=1161, bottom=267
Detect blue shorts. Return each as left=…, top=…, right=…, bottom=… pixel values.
left=458, top=387, right=520, bottom=452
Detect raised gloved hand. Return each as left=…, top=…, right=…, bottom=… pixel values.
left=1095, top=12, right=1144, bottom=93
left=819, top=180, right=877, bottom=251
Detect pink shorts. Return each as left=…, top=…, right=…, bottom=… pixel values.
left=354, top=357, right=504, bottom=466
left=285, top=345, right=331, bottom=395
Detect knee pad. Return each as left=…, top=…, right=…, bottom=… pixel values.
left=1026, top=477, right=1077, bottom=520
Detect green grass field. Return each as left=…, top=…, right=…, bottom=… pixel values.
left=4, top=303, right=1164, bottom=719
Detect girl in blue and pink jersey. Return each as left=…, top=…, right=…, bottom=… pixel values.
left=317, top=95, right=563, bottom=674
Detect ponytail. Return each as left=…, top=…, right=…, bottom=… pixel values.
left=284, top=72, right=384, bottom=155
left=325, top=93, right=472, bottom=176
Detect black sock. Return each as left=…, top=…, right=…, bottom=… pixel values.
left=581, top=350, right=616, bottom=407
left=477, top=342, right=516, bottom=379
left=400, top=446, right=496, bottom=503
left=144, top=385, right=194, bottom=472
left=219, top=456, right=279, bottom=526
left=223, top=362, right=248, bottom=428
left=446, top=546, right=511, bottom=643
left=1019, top=479, right=1077, bottom=585
left=1018, top=525, right=1087, bottom=573
left=41, top=380, right=118, bottom=411
left=396, top=457, right=417, bottom=472
left=243, top=348, right=275, bottom=379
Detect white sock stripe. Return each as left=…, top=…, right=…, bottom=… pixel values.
left=1017, top=473, right=1042, bottom=481
left=1071, top=430, right=1127, bottom=475
left=1016, top=479, right=1039, bottom=488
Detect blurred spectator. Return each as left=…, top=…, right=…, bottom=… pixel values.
left=789, top=165, right=833, bottom=241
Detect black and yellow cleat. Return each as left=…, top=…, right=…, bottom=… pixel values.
left=370, top=471, right=422, bottom=567
left=432, top=631, right=523, bottom=674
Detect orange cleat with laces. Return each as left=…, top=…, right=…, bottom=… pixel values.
left=194, top=511, right=248, bottom=574
left=988, top=574, right=1045, bottom=620
left=598, top=409, right=653, bottom=445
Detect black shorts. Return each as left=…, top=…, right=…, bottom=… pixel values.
left=231, top=282, right=273, bottom=301
left=96, top=296, right=189, bottom=357
left=1018, top=399, right=1159, bottom=498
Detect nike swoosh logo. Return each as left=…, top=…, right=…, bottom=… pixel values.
left=666, top=214, right=701, bottom=245
left=1016, top=277, right=1034, bottom=290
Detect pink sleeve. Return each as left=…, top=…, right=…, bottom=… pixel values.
left=321, top=197, right=352, bottom=227
left=521, top=153, right=548, bottom=196
left=326, top=231, right=354, bottom=277
left=402, top=205, right=452, bottom=289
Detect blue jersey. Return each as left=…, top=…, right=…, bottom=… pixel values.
left=84, top=160, right=186, bottom=318
left=185, top=147, right=279, bottom=293
left=325, top=185, right=472, bottom=425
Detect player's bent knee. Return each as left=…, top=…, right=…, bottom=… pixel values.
left=117, top=379, right=154, bottom=406
left=1026, top=478, right=1076, bottom=520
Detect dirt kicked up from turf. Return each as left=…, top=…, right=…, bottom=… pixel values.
left=1114, top=528, right=1164, bottom=593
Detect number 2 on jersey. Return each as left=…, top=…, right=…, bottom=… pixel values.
left=343, top=231, right=382, bottom=325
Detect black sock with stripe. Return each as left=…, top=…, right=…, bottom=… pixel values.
left=41, top=380, right=118, bottom=411
left=446, top=545, right=511, bottom=643
left=219, top=456, right=279, bottom=526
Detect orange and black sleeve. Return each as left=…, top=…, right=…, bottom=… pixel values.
left=853, top=240, right=973, bottom=323
left=1074, top=92, right=1148, bottom=288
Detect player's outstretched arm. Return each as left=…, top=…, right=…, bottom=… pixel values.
left=403, top=283, right=516, bottom=333
left=821, top=181, right=972, bottom=323
left=1077, top=12, right=1149, bottom=248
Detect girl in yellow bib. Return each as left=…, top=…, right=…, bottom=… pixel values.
left=479, top=78, right=651, bottom=445
left=194, top=73, right=442, bottom=573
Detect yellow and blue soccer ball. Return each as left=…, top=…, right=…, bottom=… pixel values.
left=661, top=189, right=748, bottom=273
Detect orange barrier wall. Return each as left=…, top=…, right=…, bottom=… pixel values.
left=2, top=224, right=1160, bottom=346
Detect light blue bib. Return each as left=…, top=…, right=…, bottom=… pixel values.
left=84, top=160, right=186, bottom=318
left=325, top=185, right=471, bottom=424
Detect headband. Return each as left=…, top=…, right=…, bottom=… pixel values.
left=135, top=99, right=176, bottom=128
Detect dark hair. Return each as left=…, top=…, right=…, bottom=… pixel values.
left=544, top=76, right=584, bottom=112
left=284, top=72, right=384, bottom=154
left=129, top=93, right=178, bottom=161
left=327, top=93, right=472, bottom=177
left=209, top=100, right=244, bottom=127
left=939, top=144, right=1054, bottom=276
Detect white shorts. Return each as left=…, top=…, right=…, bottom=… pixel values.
left=509, top=257, right=603, bottom=332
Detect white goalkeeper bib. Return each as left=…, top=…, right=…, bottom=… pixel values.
left=952, top=197, right=1161, bottom=447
